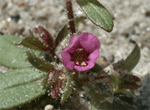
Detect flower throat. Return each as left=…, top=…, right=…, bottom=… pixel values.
left=70, top=48, right=89, bottom=66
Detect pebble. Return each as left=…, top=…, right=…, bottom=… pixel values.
left=44, top=104, right=54, bottom=110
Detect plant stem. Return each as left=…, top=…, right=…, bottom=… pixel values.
left=66, top=0, right=76, bottom=35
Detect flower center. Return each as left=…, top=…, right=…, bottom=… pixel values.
left=70, top=48, right=89, bottom=66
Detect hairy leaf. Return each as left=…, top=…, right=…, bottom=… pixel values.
left=0, top=68, right=47, bottom=90
left=51, top=79, right=62, bottom=98
left=0, top=35, right=31, bottom=68
left=26, top=51, right=54, bottom=72
left=76, top=0, right=113, bottom=32
left=16, top=37, right=49, bottom=51
left=0, top=81, right=46, bottom=109
left=34, top=26, right=54, bottom=48
left=120, top=42, right=140, bottom=71
left=0, top=68, right=46, bottom=109
left=53, top=25, right=69, bottom=49
left=61, top=74, right=72, bottom=105
left=119, top=74, right=142, bottom=90
left=109, top=73, right=120, bottom=92
left=75, top=16, right=86, bottom=25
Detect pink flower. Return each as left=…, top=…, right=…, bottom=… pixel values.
left=61, top=32, right=100, bottom=71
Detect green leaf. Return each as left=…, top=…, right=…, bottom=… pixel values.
left=109, top=73, right=120, bottom=92
left=54, top=17, right=86, bottom=49
left=26, top=51, right=54, bottom=72
left=0, top=81, right=46, bottom=109
left=0, top=68, right=46, bottom=109
left=75, top=16, right=86, bottom=25
left=53, top=25, right=69, bottom=49
left=16, top=37, right=49, bottom=51
left=0, top=68, right=48, bottom=89
left=91, top=63, right=103, bottom=72
left=76, top=0, right=114, bottom=32
left=0, top=35, right=31, bottom=68
left=120, top=42, right=140, bottom=72
left=61, top=74, right=72, bottom=105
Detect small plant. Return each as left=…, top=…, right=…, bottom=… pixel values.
left=0, top=0, right=141, bottom=109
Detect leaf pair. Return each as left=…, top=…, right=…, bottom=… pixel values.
left=17, top=17, right=87, bottom=64
left=0, top=35, right=49, bottom=109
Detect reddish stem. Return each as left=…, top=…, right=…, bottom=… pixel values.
left=66, top=0, right=76, bottom=34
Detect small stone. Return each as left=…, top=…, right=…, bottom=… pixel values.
left=0, top=0, right=7, bottom=9
left=11, top=14, right=20, bottom=22
left=96, top=56, right=109, bottom=68
left=145, top=11, right=150, bottom=17
left=44, top=104, right=54, bottom=110
left=17, top=1, right=25, bottom=7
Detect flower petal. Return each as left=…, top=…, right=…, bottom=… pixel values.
left=79, top=32, right=100, bottom=53
left=69, top=35, right=79, bottom=45
left=61, top=50, right=74, bottom=69
left=88, top=50, right=99, bottom=62
left=65, top=35, right=80, bottom=53
left=74, top=65, right=92, bottom=71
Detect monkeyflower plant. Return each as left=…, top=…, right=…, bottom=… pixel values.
left=0, top=0, right=142, bottom=109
